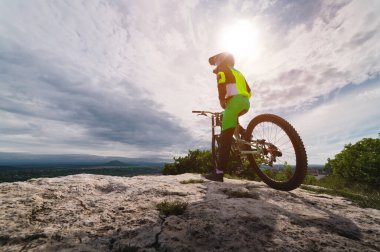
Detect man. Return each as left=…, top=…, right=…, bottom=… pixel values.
left=205, top=52, right=251, bottom=182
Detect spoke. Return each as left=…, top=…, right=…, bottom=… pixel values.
left=267, top=123, right=272, bottom=143
left=247, top=118, right=303, bottom=183
left=270, top=123, right=274, bottom=143
left=278, top=146, right=295, bottom=152
left=273, top=132, right=288, bottom=146
left=260, top=123, right=265, bottom=140
left=273, top=125, right=279, bottom=144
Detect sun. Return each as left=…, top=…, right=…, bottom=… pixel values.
left=219, top=20, right=261, bottom=61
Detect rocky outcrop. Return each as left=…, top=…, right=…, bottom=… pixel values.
left=0, top=173, right=379, bottom=251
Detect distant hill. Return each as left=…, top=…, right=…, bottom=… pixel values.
left=0, top=152, right=168, bottom=166
left=103, top=160, right=127, bottom=166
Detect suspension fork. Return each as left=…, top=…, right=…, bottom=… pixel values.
left=211, top=114, right=217, bottom=142
left=211, top=113, right=222, bottom=136
left=211, top=114, right=221, bottom=169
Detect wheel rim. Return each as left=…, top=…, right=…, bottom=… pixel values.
left=251, top=121, right=298, bottom=183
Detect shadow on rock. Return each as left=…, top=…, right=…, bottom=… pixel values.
left=286, top=192, right=362, bottom=241
left=154, top=182, right=364, bottom=252
left=0, top=174, right=369, bottom=252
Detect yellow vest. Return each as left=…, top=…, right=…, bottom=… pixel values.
left=217, top=68, right=251, bottom=98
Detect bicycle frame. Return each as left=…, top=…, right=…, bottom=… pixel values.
left=193, top=110, right=265, bottom=158
left=231, top=118, right=264, bottom=157
left=193, top=110, right=308, bottom=191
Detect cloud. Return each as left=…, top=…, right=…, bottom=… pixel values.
left=0, top=0, right=379, bottom=161
left=0, top=40, right=191, bottom=154
left=289, top=77, right=380, bottom=164
left=240, top=1, right=380, bottom=116
left=262, top=0, right=324, bottom=31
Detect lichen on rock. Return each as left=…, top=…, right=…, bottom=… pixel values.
left=0, top=173, right=379, bottom=251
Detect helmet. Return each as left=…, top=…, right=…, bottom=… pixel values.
left=208, top=52, right=235, bottom=67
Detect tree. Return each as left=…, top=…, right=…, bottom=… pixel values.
left=162, top=148, right=256, bottom=179
left=325, top=136, right=380, bottom=188
left=162, top=149, right=213, bottom=175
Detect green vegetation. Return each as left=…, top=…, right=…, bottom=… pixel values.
left=259, top=163, right=295, bottom=182
left=163, top=149, right=297, bottom=182
left=325, top=136, right=380, bottom=187
left=302, top=135, right=380, bottom=210
left=163, top=150, right=213, bottom=175
left=163, top=136, right=380, bottom=209
left=179, top=179, right=205, bottom=184
left=301, top=182, right=380, bottom=210
left=223, top=173, right=244, bottom=180
left=156, top=200, right=188, bottom=216
left=303, top=175, right=317, bottom=185
left=162, top=149, right=256, bottom=178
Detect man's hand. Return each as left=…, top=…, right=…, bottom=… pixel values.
left=219, top=99, right=226, bottom=109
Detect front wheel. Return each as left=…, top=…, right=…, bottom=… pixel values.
left=245, top=114, right=308, bottom=191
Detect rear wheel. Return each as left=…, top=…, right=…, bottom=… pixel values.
left=245, top=114, right=308, bottom=191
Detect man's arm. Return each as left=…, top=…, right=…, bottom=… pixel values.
left=217, top=72, right=227, bottom=109
left=218, top=86, right=226, bottom=108
left=245, top=79, right=251, bottom=95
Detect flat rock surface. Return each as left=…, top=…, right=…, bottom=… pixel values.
left=0, top=173, right=379, bottom=251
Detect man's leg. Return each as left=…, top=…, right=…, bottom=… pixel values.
left=216, top=127, right=235, bottom=172
left=204, top=104, right=237, bottom=181
left=217, top=110, right=247, bottom=172
left=204, top=127, right=234, bottom=182
left=204, top=95, right=249, bottom=182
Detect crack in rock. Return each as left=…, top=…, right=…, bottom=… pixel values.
left=148, top=216, right=167, bottom=251
left=0, top=174, right=379, bottom=252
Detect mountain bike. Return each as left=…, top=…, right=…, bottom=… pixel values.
left=192, top=111, right=308, bottom=191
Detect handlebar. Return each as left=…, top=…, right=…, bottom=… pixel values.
left=192, top=110, right=222, bottom=116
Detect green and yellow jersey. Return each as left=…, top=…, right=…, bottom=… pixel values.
left=216, top=67, right=251, bottom=102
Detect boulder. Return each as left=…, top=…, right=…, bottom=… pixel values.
left=0, top=173, right=379, bottom=251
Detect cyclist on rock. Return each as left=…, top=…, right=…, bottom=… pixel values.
left=204, top=52, right=252, bottom=182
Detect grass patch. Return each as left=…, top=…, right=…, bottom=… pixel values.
left=302, top=174, right=380, bottom=210
left=300, top=184, right=380, bottom=210
left=180, top=179, right=205, bottom=184
left=223, top=173, right=245, bottom=180
left=156, top=200, right=188, bottom=216
left=221, top=188, right=259, bottom=199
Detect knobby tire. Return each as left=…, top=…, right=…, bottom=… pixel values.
left=245, top=114, right=308, bottom=191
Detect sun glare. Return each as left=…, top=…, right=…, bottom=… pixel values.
left=219, top=20, right=261, bottom=61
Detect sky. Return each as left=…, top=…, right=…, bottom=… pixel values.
left=0, top=0, right=379, bottom=164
